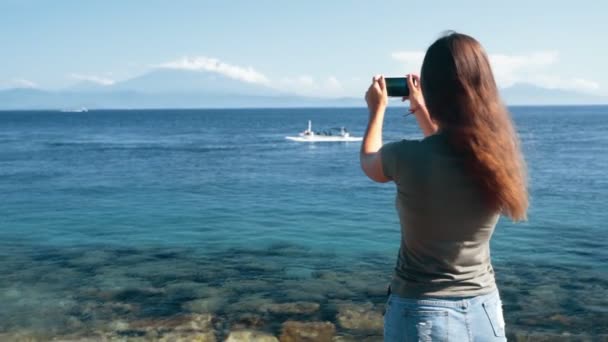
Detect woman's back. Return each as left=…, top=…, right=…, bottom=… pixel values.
left=360, top=31, right=527, bottom=341
left=382, top=133, right=500, bottom=297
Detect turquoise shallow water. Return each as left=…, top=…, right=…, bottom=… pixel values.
left=1, top=106, right=607, bottom=339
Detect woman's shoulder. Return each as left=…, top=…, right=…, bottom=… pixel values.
left=383, top=138, right=420, bottom=157
left=390, top=133, right=446, bottom=152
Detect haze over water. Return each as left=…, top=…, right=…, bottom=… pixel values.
left=1, top=106, right=607, bottom=339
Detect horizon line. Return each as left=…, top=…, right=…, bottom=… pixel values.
left=2, top=103, right=608, bottom=112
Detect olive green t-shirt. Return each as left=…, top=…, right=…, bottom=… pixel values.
left=381, top=133, right=499, bottom=298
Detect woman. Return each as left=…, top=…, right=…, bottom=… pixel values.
left=361, top=32, right=528, bottom=341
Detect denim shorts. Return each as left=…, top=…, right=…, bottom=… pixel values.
left=383, top=289, right=506, bottom=341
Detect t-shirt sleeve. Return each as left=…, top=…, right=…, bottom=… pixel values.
left=381, top=139, right=421, bottom=183
left=380, top=141, right=401, bottom=181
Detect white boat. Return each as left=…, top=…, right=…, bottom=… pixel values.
left=286, top=120, right=362, bottom=142
left=61, top=107, right=88, bottom=113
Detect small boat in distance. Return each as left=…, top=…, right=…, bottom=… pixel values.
left=61, top=107, right=89, bottom=113
left=285, top=120, right=363, bottom=142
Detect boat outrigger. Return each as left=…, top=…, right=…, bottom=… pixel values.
left=285, top=120, right=362, bottom=142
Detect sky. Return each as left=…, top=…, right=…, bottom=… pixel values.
left=1, top=0, right=606, bottom=97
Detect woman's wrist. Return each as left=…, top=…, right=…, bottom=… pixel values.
left=369, top=106, right=386, bottom=120
left=409, top=102, right=427, bottom=115
left=411, top=106, right=438, bottom=137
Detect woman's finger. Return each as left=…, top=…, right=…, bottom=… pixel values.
left=378, top=75, right=386, bottom=92
left=407, top=74, right=417, bottom=91
left=410, top=74, right=421, bottom=88
left=372, top=81, right=382, bottom=93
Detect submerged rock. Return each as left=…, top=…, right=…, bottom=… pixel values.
left=232, top=313, right=266, bottom=329
left=223, top=279, right=274, bottom=292
left=279, top=321, right=335, bottom=342
left=112, top=313, right=217, bottom=341
left=335, top=303, right=383, bottom=332
left=548, top=314, right=574, bottom=326
left=168, top=313, right=215, bottom=333
left=509, top=331, right=602, bottom=342
left=283, top=278, right=355, bottom=300
left=158, top=331, right=216, bottom=342
left=260, top=302, right=320, bottom=315
left=284, top=266, right=314, bottom=280
left=108, top=319, right=130, bottom=332
left=165, top=282, right=230, bottom=299
left=0, top=331, right=50, bottom=342
left=225, top=330, right=279, bottom=342
left=226, top=294, right=275, bottom=313
left=183, top=297, right=227, bottom=314
left=280, top=288, right=325, bottom=302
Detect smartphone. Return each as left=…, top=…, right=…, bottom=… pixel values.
left=385, top=77, right=409, bottom=97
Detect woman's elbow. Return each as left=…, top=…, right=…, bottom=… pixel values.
left=360, top=157, right=390, bottom=183
left=368, top=172, right=391, bottom=183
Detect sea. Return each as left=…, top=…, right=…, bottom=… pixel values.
left=1, top=106, right=607, bottom=340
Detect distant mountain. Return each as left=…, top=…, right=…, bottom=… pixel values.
left=111, top=69, right=283, bottom=96
left=0, top=68, right=362, bottom=109
left=0, top=71, right=605, bottom=110
left=68, top=81, right=113, bottom=92
left=500, top=83, right=606, bottom=105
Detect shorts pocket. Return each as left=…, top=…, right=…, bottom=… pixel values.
left=383, top=296, right=392, bottom=316
left=482, top=298, right=506, bottom=337
left=403, top=310, right=449, bottom=341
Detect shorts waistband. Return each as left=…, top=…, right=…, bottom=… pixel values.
left=388, top=288, right=500, bottom=309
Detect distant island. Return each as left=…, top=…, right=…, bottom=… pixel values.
left=0, top=69, right=606, bottom=110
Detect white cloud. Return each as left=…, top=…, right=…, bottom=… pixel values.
left=285, top=75, right=314, bottom=87
left=526, top=75, right=600, bottom=92
left=12, top=78, right=38, bottom=88
left=570, top=78, right=601, bottom=92
left=156, top=56, right=269, bottom=85
left=278, top=75, right=346, bottom=97
left=391, top=50, right=600, bottom=93
left=326, top=76, right=342, bottom=90
left=153, top=56, right=349, bottom=97
left=489, top=51, right=558, bottom=87
left=70, top=74, right=115, bottom=86
left=390, top=51, right=425, bottom=72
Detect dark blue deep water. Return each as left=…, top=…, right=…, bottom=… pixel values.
left=1, top=106, right=607, bottom=340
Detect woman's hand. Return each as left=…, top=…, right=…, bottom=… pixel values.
left=365, top=75, right=388, bottom=117
left=402, top=74, right=439, bottom=137
left=402, top=74, right=426, bottom=114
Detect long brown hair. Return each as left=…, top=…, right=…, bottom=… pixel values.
left=421, top=32, right=528, bottom=221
